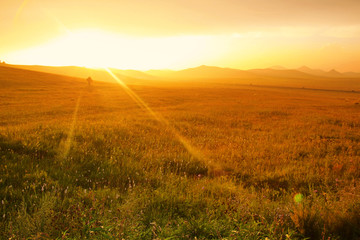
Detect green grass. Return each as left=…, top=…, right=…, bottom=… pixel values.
left=0, top=67, right=360, bottom=239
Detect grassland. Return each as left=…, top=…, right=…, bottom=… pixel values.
left=0, top=66, right=360, bottom=239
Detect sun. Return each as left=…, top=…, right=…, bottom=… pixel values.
left=6, top=29, right=214, bottom=70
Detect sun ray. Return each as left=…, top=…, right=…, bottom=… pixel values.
left=104, top=67, right=206, bottom=162
left=60, top=94, right=82, bottom=159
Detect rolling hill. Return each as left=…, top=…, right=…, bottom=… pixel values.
left=146, top=65, right=360, bottom=91
left=248, top=68, right=316, bottom=79
left=2, top=64, right=155, bottom=84
left=147, top=65, right=259, bottom=79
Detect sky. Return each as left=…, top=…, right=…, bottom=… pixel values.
left=1, top=0, right=360, bottom=71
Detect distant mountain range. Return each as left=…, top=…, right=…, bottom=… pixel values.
left=296, top=66, right=360, bottom=78
left=146, top=65, right=360, bottom=80
left=1, top=63, right=360, bottom=91
left=3, top=62, right=360, bottom=81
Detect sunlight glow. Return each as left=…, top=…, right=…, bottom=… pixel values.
left=7, top=29, right=215, bottom=70
left=2, top=0, right=360, bottom=71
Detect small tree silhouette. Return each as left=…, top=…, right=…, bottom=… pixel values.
left=86, top=77, right=93, bottom=86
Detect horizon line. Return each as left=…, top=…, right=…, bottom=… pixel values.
left=1, top=61, right=358, bottom=74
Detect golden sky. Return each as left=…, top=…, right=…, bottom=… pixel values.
left=1, top=0, right=360, bottom=71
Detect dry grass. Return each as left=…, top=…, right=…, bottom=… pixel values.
left=0, top=66, right=360, bottom=239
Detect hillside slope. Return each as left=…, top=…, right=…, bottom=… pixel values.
left=0, top=65, right=85, bottom=88
left=3, top=64, right=153, bottom=84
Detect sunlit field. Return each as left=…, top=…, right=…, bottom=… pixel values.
left=1, top=66, right=360, bottom=239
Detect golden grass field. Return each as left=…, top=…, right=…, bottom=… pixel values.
left=0, top=65, right=360, bottom=239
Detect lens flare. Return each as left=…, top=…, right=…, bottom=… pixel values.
left=13, top=0, right=30, bottom=25
left=294, top=193, right=304, bottom=203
